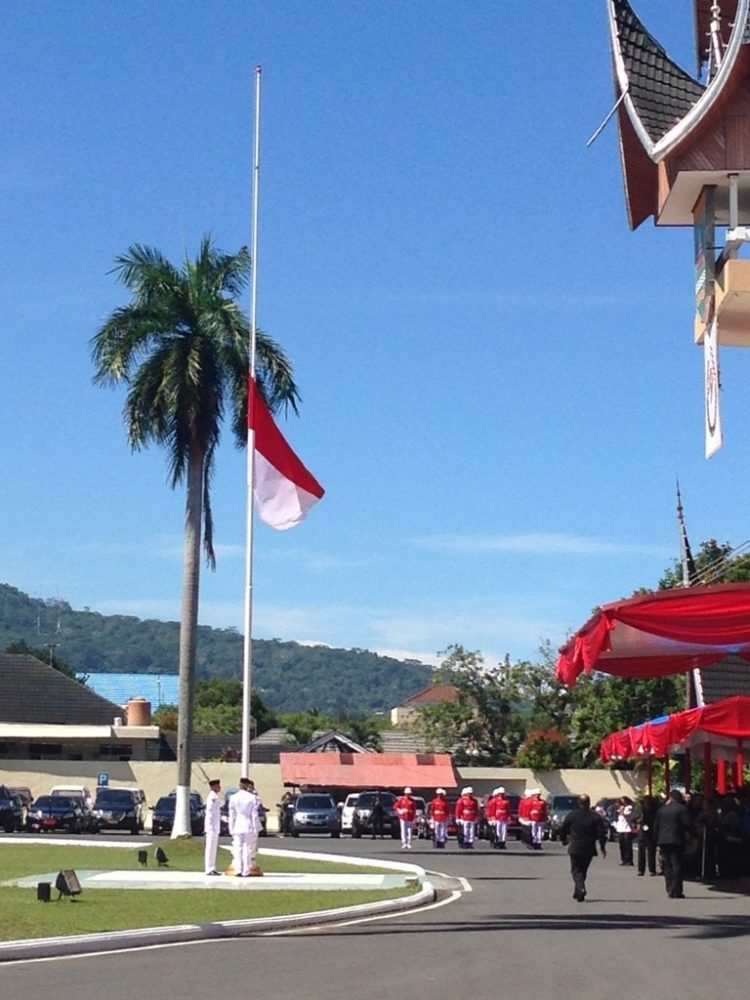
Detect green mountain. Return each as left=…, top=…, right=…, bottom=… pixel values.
left=0, top=583, right=433, bottom=715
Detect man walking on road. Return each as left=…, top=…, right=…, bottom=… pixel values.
left=203, top=778, right=222, bottom=875
left=559, top=794, right=608, bottom=902
left=228, top=777, right=263, bottom=877
left=654, top=789, right=693, bottom=898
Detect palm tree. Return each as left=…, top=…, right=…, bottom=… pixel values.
left=91, top=236, right=298, bottom=837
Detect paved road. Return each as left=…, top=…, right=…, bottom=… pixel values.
left=2, top=836, right=748, bottom=999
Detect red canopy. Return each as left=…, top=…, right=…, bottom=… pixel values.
left=600, top=696, right=750, bottom=763
left=279, top=751, right=458, bottom=790
left=556, top=583, right=750, bottom=687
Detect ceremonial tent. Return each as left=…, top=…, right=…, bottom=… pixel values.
left=600, top=696, right=750, bottom=764
left=555, top=584, right=750, bottom=688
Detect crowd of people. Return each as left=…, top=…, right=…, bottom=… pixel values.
left=607, top=786, right=750, bottom=884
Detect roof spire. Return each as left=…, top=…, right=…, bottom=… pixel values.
left=707, top=3, right=725, bottom=81
left=676, top=479, right=699, bottom=586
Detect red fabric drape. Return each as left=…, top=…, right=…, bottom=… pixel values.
left=599, top=696, right=750, bottom=762
left=556, top=584, right=750, bottom=686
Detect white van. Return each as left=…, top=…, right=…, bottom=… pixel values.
left=50, top=785, right=94, bottom=809
left=340, top=793, right=360, bottom=833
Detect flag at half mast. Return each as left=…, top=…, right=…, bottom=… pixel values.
left=248, top=377, right=325, bottom=530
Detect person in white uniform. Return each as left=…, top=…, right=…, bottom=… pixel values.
left=228, top=777, right=262, bottom=876
left=203, top=778, right=222, bottom=875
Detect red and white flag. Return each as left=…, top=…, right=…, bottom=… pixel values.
left=249, top=378, right=325, bottom=530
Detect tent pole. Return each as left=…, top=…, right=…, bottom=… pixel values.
left=647, top=755, right=653, bottom=796
left=718, top=758, right=728, bottom=794
left=684, top=749, right=692, bottom=795
left=703, top=741, right=712, bottom=795
left=736, top=738, right=744, bottom=788
left=664, top=756, right=670, bottom=795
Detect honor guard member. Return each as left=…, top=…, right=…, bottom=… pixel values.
left=228, top=777, right=263, bottom=877
left=529, top=790, right=548, bottom=850
left=429, top=788, right=451, bottom=848
left=492, top=787, right=512, bottom=849
left=518, top=790, right=533, bottom=847
left=455, top=787, right=480, bottom=848
left=203, top=778, right=222, bottom=875
left=395, top=787, right=417, bottom=849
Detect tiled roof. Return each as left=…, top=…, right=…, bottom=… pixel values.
left=404, top=682, right=459, bottom=706
left=613, top=0, right=705, bottom=143
left=0, top=654, right=124, bottom=725
left=699, top=655, right=750, bottom=704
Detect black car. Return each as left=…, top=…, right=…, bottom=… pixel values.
left=219, top=787, right=268, bottom=837
left=351, top=791, right=400, bottom=838
left=92, top=788, right=144, bottom=834
left=0, top=785, right=16, bottom=833
left=548, top=794, right=582, bottom=840
left=26, top=795, right=89, bottom=834
left=151, top=793, right=205, bottom=836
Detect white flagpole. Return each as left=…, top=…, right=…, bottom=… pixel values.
left=242, top=65, right=262, bottom=778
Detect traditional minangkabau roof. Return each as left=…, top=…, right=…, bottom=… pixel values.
left=608, top=0, right=750, bottom=228
left=611, top=0, right=705, bottom=145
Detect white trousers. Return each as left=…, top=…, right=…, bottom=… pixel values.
left=495, top=820, right=508, bottom=843
left=461, top=820, right=476, bottom=844
left=204, top=827, right=220, bottom=872
left=400, top=819, right=414, bottom=846
left=232, top=831, right=259, bottom=874
left=531, top=820, right=545, bottom=845
left=433, top=820, right=448, bottom=843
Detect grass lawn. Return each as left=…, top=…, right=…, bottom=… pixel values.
left=0, top=840, right=418, bottom=942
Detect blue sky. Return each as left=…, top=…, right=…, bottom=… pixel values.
left=4, top=1, right=749, bottom=670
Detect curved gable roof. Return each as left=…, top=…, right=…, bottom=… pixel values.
left=611, top=0, right=705, bottom=145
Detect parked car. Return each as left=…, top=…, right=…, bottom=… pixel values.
left=351, top=791, right=400, bottom=838
left=151, top=793, right=205, bottom=836
left=340, top=793, right=359, bottom=833
left=547, top=794, right=582, bottom=840
left=9, top=787, right=33, bottom=810
left=26, top=795, right=89, bottom=834
left=50, top=784, right=94, bottom=809
left=219, top=788, right=268, bottom=837
left=0, top=785, right=17, bottom=833
left=289, top=793, right=341, bottom=837
left=92, top=788, right=145, bottom=834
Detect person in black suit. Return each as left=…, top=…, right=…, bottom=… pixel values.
left=559, top=794, right=608, bottom=902
left=654, top=789, right=693, bottom=898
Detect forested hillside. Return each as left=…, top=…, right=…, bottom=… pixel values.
left=0, top=583, right=433, bottom=714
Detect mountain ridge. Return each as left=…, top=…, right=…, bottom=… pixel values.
left=0, top=582, right=434, bottom=715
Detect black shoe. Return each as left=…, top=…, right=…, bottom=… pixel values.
left=637, top=872, right=645, bottom=876
left=206, top=870, right=221, bottom=876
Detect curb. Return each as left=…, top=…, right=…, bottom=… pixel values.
left=0, top=851, right=436, bottom=963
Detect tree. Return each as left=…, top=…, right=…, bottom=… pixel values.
left=91, top=236, right=298, bottom=837
left=415, top=645, right=527, bottom=765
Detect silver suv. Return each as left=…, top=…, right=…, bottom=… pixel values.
left=291, top=793, right=341, bottom=838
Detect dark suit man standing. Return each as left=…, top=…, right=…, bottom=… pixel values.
left=654, top=789, right=693, bottom=898
left=559, top=794, right=608, bottom=902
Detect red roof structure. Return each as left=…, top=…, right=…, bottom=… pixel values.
left=404, top=683, right=459, bottom=707
left=279, top=751, right=458, bottom=790
left=556, top=583, right=750, bottom=687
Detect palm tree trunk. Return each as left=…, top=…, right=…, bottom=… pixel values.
left=172, top=445, right=203, bottom=838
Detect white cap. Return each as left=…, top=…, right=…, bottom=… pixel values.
left=403, top=787, right=412, bottom=794
left=436, top=788, right=446, bottom=795
left=463, top=786, right=473, bottom=794
left=496, top=786, right=505, bottom=795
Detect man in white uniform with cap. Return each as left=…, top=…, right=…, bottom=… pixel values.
left=228, top=777, right=263, bottom=876
left=203, top=778, right=222, bottom=875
